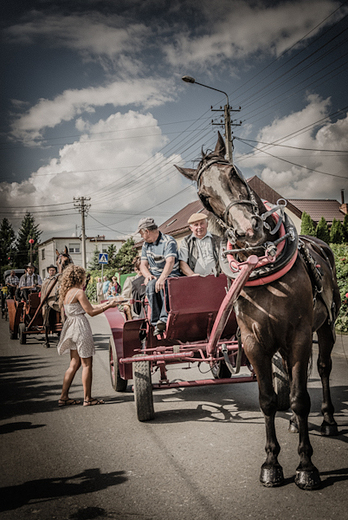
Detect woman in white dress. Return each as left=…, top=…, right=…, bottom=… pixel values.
left=57, top=264, right=117, bottom=406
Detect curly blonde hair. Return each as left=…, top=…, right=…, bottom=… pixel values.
left=58, top=264, right=86, bottom=308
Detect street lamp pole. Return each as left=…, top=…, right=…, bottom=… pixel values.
left=182, top=75, right=233, bottom=162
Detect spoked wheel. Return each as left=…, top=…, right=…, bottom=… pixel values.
left=272, top=352, right=290, bottom=411
left=19, top=323, right=27, bottom=344
left=109, top=337, right=127, bottom=392
left=133, top=353, right=154, bottom=422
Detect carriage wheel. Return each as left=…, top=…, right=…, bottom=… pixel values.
left=109, top=337, right=127, bottom=392
left=19, top=323, right=27, bottom=344
left=272, top=352, right=290, bottom=411
left=133, top=354, right=154, bottom=422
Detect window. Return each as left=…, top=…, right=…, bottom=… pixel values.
left=69, top=243, right=80, bottom=254
left=41, top=249, right=45, bottom=260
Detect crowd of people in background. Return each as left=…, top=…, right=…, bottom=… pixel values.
left=0, top=211, right=219, bottom=407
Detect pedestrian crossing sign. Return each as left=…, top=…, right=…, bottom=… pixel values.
left=98, top=253, right=108, bottom=264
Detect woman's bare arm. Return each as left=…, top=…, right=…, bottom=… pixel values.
left=76, top=289, right=118, bottom=316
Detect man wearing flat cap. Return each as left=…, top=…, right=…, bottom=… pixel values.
left=17, top=262, right=42, bottom=302
left=137, top=217, right=180, bottom=335
left=179, top=213, right=221, bottom=276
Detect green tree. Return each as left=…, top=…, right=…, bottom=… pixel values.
left=15, top=212, right=42, bottom=268
left=343, top=213, right=348, bottom=242
left=0, top=218, right=17, bottom=278
left=316, top=216, right=330, bottom=244
left=329, top=218, right=344, bottom=244
left=0, top=218, right=16, bottom=268
left=107, top=244, right=117, bottom=267
left=88, top=246, right=102, bottom=270
left=112, top=239, right=138, bottom=274
left=300, top=211, right=316, bottom=236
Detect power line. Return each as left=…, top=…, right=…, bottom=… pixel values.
left=236, top=137, right=348, bottom=179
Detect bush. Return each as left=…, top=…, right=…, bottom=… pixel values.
left=330, top=243, right=348, bottom=333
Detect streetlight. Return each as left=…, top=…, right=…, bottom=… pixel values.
left=182, top=75, right=233, bottom=162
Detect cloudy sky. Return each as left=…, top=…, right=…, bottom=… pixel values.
left=1, top=0, right=348, bottom=241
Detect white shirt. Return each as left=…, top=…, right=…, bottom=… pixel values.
left=179, top=232, right=215, bottom=275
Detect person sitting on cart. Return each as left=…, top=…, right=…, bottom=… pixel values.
left=43, top=264, right=58, bottom=281
left=5, top=270, right=20, bottom=299
left=17, top=263, right=42, bottom=302
left=41, top=264, right=58, bottom=303
left=117, top=256, right=146, bottom=319
left=179, top=213, right=221, bottom=277
left=137, top=217, right=180, bottom=335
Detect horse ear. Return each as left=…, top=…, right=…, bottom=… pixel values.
left=214, top=132, right=226, bottom=157
left=174, top=164, right=197, bottom=181
left=64, top=246, right=69, bottom=255
left=56, top=249, right=59, bottom=257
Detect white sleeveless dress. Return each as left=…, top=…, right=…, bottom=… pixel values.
left=57, top=289, right=95, bottom=358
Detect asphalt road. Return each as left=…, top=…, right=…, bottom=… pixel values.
left=1, top=312, right=348, bottom=520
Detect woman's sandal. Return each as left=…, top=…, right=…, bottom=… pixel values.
left=58, top=398, right=81, bottom=407
left=83, top=398, right=105, bottom=406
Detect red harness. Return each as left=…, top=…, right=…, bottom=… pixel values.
left=226, top=210, right=298, bottom=286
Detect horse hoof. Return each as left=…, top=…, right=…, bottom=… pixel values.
left=320, top=421, right=339, bottom=436
left=295, top=468, right=321, bottom=490
left=288, top=419, right=298, bottom=433
left=260, top=464, right=284, bottom=487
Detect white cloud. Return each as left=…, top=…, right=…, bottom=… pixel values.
left=4, top=12, right=150, bottom=57
left=1, top=111, right=194, bottom=237
left=10, top=77, right=176, bottom=143
left=164, top=0, right=345, bottom=67
left=240, top=94, right=348, bottom=199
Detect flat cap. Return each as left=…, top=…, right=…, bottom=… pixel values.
left=136, top=217, right=157, bottom=233
left=187, top=213, right=207, bottom=224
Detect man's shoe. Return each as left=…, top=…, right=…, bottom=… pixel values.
left=153, top=320, right=166, bottom=336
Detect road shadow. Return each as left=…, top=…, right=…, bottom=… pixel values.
left=0, top=421, right=45, bottom=434
left=319, top=466, right=348, bottom=488
left=0, top=468, right=128, bottom=512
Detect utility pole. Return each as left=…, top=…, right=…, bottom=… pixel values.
left=182, top=75, right=242, bottom=164
left=211, top=103, right=241, bottom=164
left=73, top=196, right=91, bottom=269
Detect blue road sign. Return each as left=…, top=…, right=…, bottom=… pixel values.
left=98, top=253, right=108, bottom=264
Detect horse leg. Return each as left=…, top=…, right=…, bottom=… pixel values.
left=244, top=339, right=284, bottom=487
left=317, top=324, right=338, bottom=436
left=289, top=339, right=321, bottom=490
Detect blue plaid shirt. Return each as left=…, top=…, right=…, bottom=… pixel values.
left=141, top=231, right=180, bottom=278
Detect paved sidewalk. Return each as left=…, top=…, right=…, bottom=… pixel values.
left=312, top=331, right=348, bottom=359
left=333, top=331, right=348, bottom=358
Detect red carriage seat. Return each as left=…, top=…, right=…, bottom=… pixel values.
left=165, top=274, right=237, bottom=342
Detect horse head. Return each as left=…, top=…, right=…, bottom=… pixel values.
left=56, top=246, right=73, bottom=274
left=175, top=132, right=273, bottom=249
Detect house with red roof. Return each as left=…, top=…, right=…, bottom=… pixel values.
left=155, top=176, right=347, bottom=246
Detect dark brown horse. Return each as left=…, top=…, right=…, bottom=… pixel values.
left=175, top=133, right=341, bottom=490
left=41, top=246, right=73, bottom=347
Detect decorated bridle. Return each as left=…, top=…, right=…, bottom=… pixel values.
left=196, top=156, right=288, bottom=249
